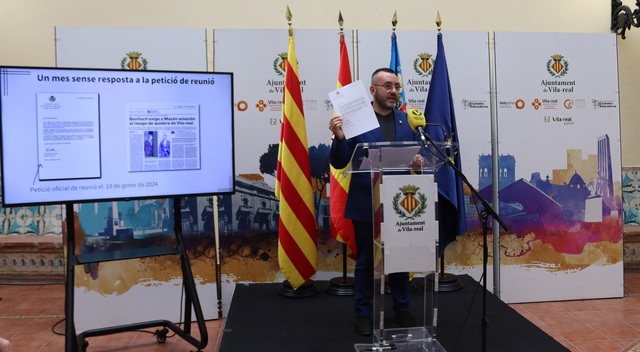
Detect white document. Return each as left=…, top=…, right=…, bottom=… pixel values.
left=380, top=146, right=421, bottom=169
left=328, top=80, right=379, bottom=139
left=359, top=145, right=420, bottom=171
left=36, top=92, right=101, bottom=180
left=358, top=148, right=380, bottom=170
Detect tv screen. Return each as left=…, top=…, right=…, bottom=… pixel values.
left=0, top=66, right=234, bottom=206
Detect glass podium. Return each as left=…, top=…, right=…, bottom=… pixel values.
left=350, top=141, right=449, bottom=352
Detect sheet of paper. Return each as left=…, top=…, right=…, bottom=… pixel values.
left=357, top=148, right=380, bottom=170
left=36, top=92, right=101, bottom=180
left=328, top=80, right=379, bottom=139
left=380, top=145, right=421, bottom=169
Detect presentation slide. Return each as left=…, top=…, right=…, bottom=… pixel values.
left=0, top=67, right=234, bottom=206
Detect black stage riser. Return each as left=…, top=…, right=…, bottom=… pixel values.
left=221, top=275, right=568, bottom=352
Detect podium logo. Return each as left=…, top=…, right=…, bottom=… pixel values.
left=392, top=184, right=427, bottom=220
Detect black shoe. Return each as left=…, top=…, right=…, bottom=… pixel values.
left=396, top=311, right=417, bottom=327
left=355, top=315, right=373, bottom=336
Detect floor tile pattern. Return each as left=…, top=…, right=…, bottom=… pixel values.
left=1, top=272, right=639, bottom=351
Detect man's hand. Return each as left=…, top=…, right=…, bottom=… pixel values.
left=410, top=154, right=424, bottom=171
left=329, top=116, right=345, bottom=141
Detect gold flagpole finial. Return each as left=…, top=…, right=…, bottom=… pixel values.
left=436, top=11, right=442, bottom=32
left=392, top=11, right=398, bottom=32
left=286, top=6, right=293, bottom=37
left=338, top=11, right=344, bottom=32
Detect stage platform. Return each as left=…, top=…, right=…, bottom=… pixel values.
left=220, top=275, right=569, bottom=352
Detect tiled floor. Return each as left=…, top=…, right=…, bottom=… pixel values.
left=510, top=271, right=640, bottom=352
left=1, top=272, right=639, bottom=352
left=0, top=283, right=223, bottom=352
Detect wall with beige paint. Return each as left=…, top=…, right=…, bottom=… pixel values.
left=2, top=0, right=639, bottom=165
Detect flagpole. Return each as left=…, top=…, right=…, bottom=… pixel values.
left=424, top=12, right=464, bottom=293
left=390, top=11, right=408, bottom=112
left=277, top=6, right=319, bottom=298
left=326, top=11, right=355, bottom=296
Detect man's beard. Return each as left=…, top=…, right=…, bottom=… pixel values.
left=375, top=94, right=396, bottom=110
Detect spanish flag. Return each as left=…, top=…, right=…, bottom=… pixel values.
left=275, top=32, right=318, bottom=290
left=329, top=31, right=357, bottom=258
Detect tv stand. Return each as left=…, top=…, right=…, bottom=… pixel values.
left=64, top=198, right=208, bottom=352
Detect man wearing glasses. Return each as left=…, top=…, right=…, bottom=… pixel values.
left=329, top=67, right=422, bottom=336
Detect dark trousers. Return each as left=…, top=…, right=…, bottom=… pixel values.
left=353, top=220, right=411, bottom=317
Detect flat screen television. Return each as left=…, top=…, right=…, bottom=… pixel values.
left=0, top=66, right=234, bottom=207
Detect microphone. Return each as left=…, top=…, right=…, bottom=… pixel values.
left=407, top=108, right=451, bottom=162
left=407, top=108, right=428, bottom=146
left=407, top=109, right=452, bottom=155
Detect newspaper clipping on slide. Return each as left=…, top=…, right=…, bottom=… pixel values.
left=127, top=104, right=201, bottom=172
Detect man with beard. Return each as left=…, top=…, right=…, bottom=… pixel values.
left=329, top=68, right=424, bottom=336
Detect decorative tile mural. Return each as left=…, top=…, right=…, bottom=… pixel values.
left=622, top=167, right=640, bottom=270
left=0, top=204, right=64, bottom=280
left=0, top=205, right=64, bottom=236
left=623, top=168, right=640, bottom=226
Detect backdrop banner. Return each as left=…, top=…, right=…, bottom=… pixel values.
left=489, top=31, right=623, bottom=302
left=54, top=26, right=232, bottom=332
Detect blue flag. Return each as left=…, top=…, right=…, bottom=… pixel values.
left=424, top=33, right=467, bottom=254
left=389, top=32, right=407, bottom=111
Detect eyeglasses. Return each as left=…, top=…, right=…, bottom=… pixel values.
left=372, top=83, right=403, bottom=92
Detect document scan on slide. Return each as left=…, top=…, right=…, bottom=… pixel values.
left=36, top=92, right=101, bottom=181
left=127, top=104, right=202, bottom=172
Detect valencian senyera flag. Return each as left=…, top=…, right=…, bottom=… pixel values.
left=390, top=32, right=407, bottom=112
left=424, top=32, right=467, bottom=255
left=329, top=31, right=357, bottom=259
left=275, top=32, right=318, bottom=290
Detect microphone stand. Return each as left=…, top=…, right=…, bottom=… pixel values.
left=416, top=129, right=462, bottom=291
left=420, top=131, right=509, bottom=352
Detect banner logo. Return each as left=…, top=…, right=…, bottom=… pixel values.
left=564, top=99, right=573, bottom=109
left=255, top=99, right=268, bottom=112
left=591, top=99, right=617, bottom=109
left=121, top=51, right=148, bottom=70
left=413, top=53, right=434, bottom=77
left=237, top=101, right=248, bottom=112
left=532, top=98, right=542, bottom=110
left=273, top=52, right=288, bottom=77
left=461, top=99, right=489, bottom=109
left=546, top=54, right=569, bottom=78
left=392, top=184, right=427, bottom=220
